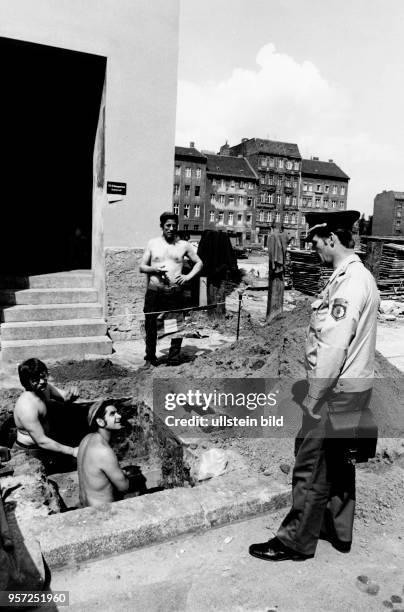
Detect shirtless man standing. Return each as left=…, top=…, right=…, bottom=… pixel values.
left=140, top=212, right=203, bottom=366
left=13, top=358, right=79, bottom=468
left=77, top=400, right=129, bottom=507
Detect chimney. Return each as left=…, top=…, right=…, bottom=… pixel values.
left=241, top=138, right=248, bottom=143
left=328, top=159, right=333, bottom=163
left=190, top=141, right=195, bottom=148
left=312, top=156, right=319, bottom=161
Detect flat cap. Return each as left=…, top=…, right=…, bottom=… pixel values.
left=87, top=399, right=108, bottom=427
left=305, top=210, right=360, bottom=242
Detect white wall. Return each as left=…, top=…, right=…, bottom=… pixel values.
left=0, top=0, right=180, bottom=247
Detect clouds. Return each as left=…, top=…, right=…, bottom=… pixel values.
left=175, top=42, right=396, bottom=214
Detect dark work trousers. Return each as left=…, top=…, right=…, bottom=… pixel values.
left=276, top=388, right=372, bottom=556
left=143, top=285, right=184, bottom=361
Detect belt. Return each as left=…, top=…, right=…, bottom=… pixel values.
left=147, top=284, right=182, bottom=294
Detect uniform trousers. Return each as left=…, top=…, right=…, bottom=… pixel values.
left=143, top=285, right=184, bottom=361
left=276, top=389, right=372, bottom=556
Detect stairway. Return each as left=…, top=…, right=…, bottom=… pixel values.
left=0, top=271, right=112, bottom=362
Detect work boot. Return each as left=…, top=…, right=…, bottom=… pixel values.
left=166, top=338, right=182, bottom=366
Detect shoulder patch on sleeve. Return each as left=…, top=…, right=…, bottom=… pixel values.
left=331, top=298, right=348, bottom=320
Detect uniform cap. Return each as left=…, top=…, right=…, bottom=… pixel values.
left=304, top=210, right=360, bottom=242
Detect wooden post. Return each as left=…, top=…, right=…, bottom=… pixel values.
left=266, top=269, right=284, bottom=322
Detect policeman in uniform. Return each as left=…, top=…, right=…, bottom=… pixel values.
left=249, top=210, right=380, bottom=561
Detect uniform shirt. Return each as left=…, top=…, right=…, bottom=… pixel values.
left=305, top=253, right=380, bottom=400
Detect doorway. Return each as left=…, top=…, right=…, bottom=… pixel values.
left=0, top=37, right=106, bottom=274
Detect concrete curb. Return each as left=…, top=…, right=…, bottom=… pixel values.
left=27, top=470, right=290, bottom=569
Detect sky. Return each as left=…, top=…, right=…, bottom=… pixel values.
left=175, top=0, right=404, bottom=216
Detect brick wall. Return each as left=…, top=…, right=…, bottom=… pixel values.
left=105, top=247, right=146, bottom=340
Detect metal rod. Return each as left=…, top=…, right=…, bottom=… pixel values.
left=236, top=291, right=242, bottom=341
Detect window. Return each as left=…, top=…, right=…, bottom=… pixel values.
left=228, top=196, right=234, bottom=206
left=286, top=161, right=293, bottom=170
left=246, top=214, right=252, bottom=224
left=173, top=184, right=179, bottom=196
left=323, top=198, right=329, bottom=208
left=277, top=195, right=281, bottom=205
left=212, top=178, right=217, bottom=186
left=269, top=158, right=275, bottom=167
left=185, top=167, right=191, bottom=178
left=301, top=214, right=305, bottom=225
left=278, top=159, right=284, bottom=169
left=220, top=180, right=226, bottom=190
left=260, top=177, right=266, bottom=184
left=209, top=211, right=215, bottom=222
left=293, top=161, right=299, bottom=171
left=269, top=212, right=273, bottom=222
left=194, top=185, right=200, bottom=197
left=325, top=185, right=330, bottom=193
left=196, top=168, right=201, bottom=179
left=332, top=185, right=338, bottom=195
left=266, top=212, right=271, bottom=222
left=237, top=214, right=242, bottom=224
left=277, top=177, right=282, bottom=186
left=261, top=158, right=267, bottom=167
left=396, top=210, right=402, bottom=218
left=284, top=214, right=289, bottom=223
left=183, top=204, right=189, bottom=218
left=259, top=211, right=264, bottom=221
left=291, top=213, right=296, bottom=224
left=228, top=212, right=234, bottom=225
left=194, top=204, right=200, bottom=217
left=268, top=194, right=273, bottom=204
left=302, top=198, right=307, bottom=207
left=193, top=225, right=199, bottom=230
left=230, top=180, right=235, bottom=189
left=240, top=181, right=245, bottom=189
left=183, top=224, right=188, bottom=230
left=285, top=179, right=291, bottom=187
left=247, top=197, right=252, bottom=207
left=218, top=212, right=224, bottom=225
left=210, top=194, right=216, bottom=203
left=173, top=204, right=179, bottom=215
left=275, top=212, right=280, bottom=222
left=184, top=185, right=190, bottom=197
left=332, top=200, right=337, bottom=208
left=315, top=198, right=321, bottom=208
left=175, top=165, right=181, bottom=176
left=238, top=196, right=243, bottom=206
left=219, top=195, right=225, bottom=205
left=285, top=196, right=290, bottom=206
left=340, top=186, right=346, bottom=196
left=316, top=184, right=322, bottom=192
left=292, top=197, right=297, bottom=207
left=248, top=182, right=254, bottom=189
left=303, top=183, right=308, bottom=192
left=293, top=179, right=298, bottom=188
left=308, top=183, right=313, bottom=192
left=260, top=193, right=265, bottom=203
left=339, top=202, right=344, bottom=209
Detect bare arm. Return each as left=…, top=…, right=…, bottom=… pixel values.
left=19, top=404, right=77, bottom=457
left=175, top=245, right=203, bottom=285
left=48, top=382, right=79, bottom=403
left=100, top=447, right=129, bottom=493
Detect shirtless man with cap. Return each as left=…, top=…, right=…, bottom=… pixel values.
left=140, top=211, right=203, bottom=366
left=13, top=358, right=79, bottom=466
left=77, top=400, right=129, bottom=507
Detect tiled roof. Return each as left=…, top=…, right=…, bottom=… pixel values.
left=229, top=138, right=301, bottom=159
left=205, top=154, right=258, bottom=179
left=302, top=159, right=349, bottom=180
left=175, top=146, right=206, bottom=160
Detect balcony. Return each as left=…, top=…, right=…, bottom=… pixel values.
left=284, top=186, right=294, bottom=195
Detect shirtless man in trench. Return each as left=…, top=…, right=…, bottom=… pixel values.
left=139, top=212, right=203, bottom=366
left=13, top=358, right=79, bottom=467
left=77, top=400, right=129, bottom=507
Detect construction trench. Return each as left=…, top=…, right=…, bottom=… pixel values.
left=0, top=293, right=404, bottom=588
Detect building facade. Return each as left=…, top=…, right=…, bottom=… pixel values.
left=173, top=144, right=207, bottom=236
left=226, top=138, right=302, bottom=246
left=205, top=153, right=258, bottom=245
left=373, top=191, right=404, bottom=236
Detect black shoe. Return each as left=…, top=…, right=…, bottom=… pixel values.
left=319, top=532, right=351, bottom=553
left=248, top=537, right=313, bottom=562
left=143, top=357, right=159, bottom=368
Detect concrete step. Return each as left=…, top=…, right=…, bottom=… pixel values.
left=0, top=288, right=98, bottom=305
left=1, top=303, right=103, bottom=323
left=1, top=319, right=107, bottom=341
left=0, top=270, right=93, bottom=289
left=1, top=336, right=113, bottom=362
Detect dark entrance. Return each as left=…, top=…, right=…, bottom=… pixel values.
left=0, top=37, right=106, bottom=274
